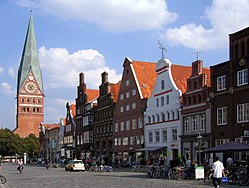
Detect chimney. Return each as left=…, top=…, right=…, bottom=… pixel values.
left=102, top=71, right=108, bottom=84
left=79, top=72, right=84, bottom=85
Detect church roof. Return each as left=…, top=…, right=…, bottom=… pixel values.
left=17, top=14, right=43, bottom=93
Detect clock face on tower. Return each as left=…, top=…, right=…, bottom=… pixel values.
left=24, top=82, right=37, bottom=93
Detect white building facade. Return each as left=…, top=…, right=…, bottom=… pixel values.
left=144, top=58, right=191, bottom=166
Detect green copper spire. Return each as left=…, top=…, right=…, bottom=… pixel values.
left=17, top=14, right=43, bottom=93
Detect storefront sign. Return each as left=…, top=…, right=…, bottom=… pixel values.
left=195, top=166, right=204, bottom=179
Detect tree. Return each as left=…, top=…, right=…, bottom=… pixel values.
left=24, top=134, right=39, bottom=158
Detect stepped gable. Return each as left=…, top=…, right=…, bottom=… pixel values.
left=132, top=61, right=157, bottom=98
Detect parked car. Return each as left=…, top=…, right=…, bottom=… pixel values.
left=65, top=160, right=85, bottom=171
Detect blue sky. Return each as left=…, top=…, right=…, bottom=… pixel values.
left=1, top=0, right=249, bottom=131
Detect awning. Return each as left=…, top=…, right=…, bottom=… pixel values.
left=136, top=146, right=166, bottom=151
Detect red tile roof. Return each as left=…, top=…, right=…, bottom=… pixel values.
left=69, top=104, right=76, bottom=117
left=203, top=67, right=211, bottom=87
left=110, top=82, right=121, bottom=102
left=132, top=61, right=157, bottom=98
left=86, top=89, right=99, bottom=102
left=171, top=64, right=192, bottom=93
left=42, top=123, right=60, bottom=130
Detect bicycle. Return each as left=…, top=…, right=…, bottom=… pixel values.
left=0, top=175, right=6, bottom=184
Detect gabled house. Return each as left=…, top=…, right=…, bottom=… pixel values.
left=144, top=58, right=192, bottom=165
left=114, top=57, right=157, bottom=164
left=64, top=102, right=76, bottom=159
left=75, top=73, right=99, bottom=160
left=94, top=72, right=120, bottom=165
left=181, top=60, right=211, bottom=165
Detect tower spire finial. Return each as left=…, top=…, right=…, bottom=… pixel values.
left=193, top=51, right=202, bottom=60
left=158, top=40, right=167, bottom=58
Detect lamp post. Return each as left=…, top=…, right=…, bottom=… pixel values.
left=196, top=132, right=203, bottom=166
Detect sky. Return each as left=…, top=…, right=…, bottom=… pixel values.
left=1, top=0, right=249, bottom=131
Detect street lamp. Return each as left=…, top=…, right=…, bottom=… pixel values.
left=196, top=132, right=203, bottom=166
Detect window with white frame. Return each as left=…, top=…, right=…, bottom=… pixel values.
left=215, top=138, right=230, bottom=146
left=192, top=116, right=197, bottom=131
left=161, top=96, right=164, bottom=106
left=123, top=137, right=128, bottom=145
left=217, top=75, right=226, bottom=91
left=217, top=107, right=227, bottom=125
left=132, top=102, right=136, bottom=109
left=162, top=130, right=167, bottom=142
left=148, top=132, right=153, bottom=143
left=126, top=104, right=130, bottom=111
left=136, top=136, right=141, bottom=144
left=126, top=120, right=130, bottom=130
left=132, top=89, right=136, bottom=96
left=200, top=114, right=206, bottom=130
left=237, top=69, right=248, bottom=86
left=126, top=80, right=130, bottom=86
left=120, top=94, right=124, bottom=100
left=184, top=117, right=189, bottom=132
left=115, top=123, right=119, bottom=132
left=120, top=122, right=124, bottom=131
left=118, top=138, right=121, bottom=145
left=114, top=138, right=118, bottom=146
left=130, top=136, right=134, bottom=145
left=172, top=129, right=177, bottom=141
left=161, top=80, right=165, bottom=90
left=138, top=118, right=142, bottom=128
left=120, top=106, right=124, bottom=113
left=155, top=131, right=160, bottom=142
left=237, top=103, right=249, bottom=123
left=132, top=119, right=137, bottom=129
left=126, top=92, right=130, bottom=98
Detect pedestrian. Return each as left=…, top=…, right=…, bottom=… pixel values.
left=212, top=156, right=225, bottom=188
left=17, top=159, right=24, bottom=174
left=226, top=156, right=234, bottom=170
left=186, top=158, right=192, bottom=168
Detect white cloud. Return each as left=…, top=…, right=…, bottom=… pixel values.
left=1, top=82, right=15, bottom=95
left=39, top=46, right=122, bottom=89
left=164, top=0, right=249, bottom=50
left=15, top=0, right=177, bottom=32
left=8, top=68, right=15, bottom=79
left=0, top=67, right=4, bottom=75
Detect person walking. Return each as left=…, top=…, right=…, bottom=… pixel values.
left=212, top=156, right=225, bottom=188
left=17, top=159, right=24, bottom=174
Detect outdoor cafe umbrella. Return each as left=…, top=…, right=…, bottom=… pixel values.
left=204, top=141, right=249, bottom=153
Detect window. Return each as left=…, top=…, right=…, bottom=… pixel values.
left=155, top=131, right=160, bottom=142
left=162, top=130, right=167, bottom=142
left=126, top=92, right=130, bottom=98
left=161, top=80, right=165, bottom=90
left=161, top=96, right=164, bottom=106
left=172, top=129, right=177, bottom=141
left=148, top=132, right=153, bottom=143
left=192, top=116, right=197, bottom=131
left=126, top=80, right=130, bottom=86
left=147, top=116, right=151, bottom=124
left=166, top=95, right=169, bottom=104
left=167, top=112, right=170, bottom=120
left=215, top=138, right=230, bottom=146
left=156, top=114, right=160, bottom=122
left=126, top=104, right=130, bottom=111
left=184, top=117, right=189, bottom=132
left=120, top=122, right=124, bottom=131
left=237, top=103, right=249, bottom=123
left=200, top=114, right=206, bottom=130
left=114, top=138, right=118, bottom=146
left=217, top=75, right=226, bottom=91
left=156, top=98, right=159, bottom=107
left=132, top=119, right=137, bottom=129
left=123, top=137, right=128, bottom=145
left=115, top=123, right=119, bottom=132
left=132, top=103, right=136, bottom=109
left=152, top=115, right=155, bottom=123
left=21, top=98, right=24, bottom=103
left=161, top=113, right=165, bottom=121
left=237, top=69, right=248, bottom=86
left=130, top=136, right=134, bottom=145
left=132, top=89, right=136, bottom=96
left=138, top=118, right=142, bottom=128
left=172, top=111, right=175, bottom=120
left=120, top=94, right=124, bottom=100
left=118, top=138, right=121, bottom=145
left=217, top=107, right=228, bottom=125
left=126, top=120, right=130, bottom=130
left=120, top=106, right=124, bottom=113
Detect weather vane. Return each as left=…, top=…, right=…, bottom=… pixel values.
left=193, top=51, right=202, bottom=60
left=158, top=40, right=167, bottom=58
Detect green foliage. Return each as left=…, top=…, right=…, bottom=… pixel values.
left=0, top=128, right=39, bottom=157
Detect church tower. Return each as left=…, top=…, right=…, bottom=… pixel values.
left=14, top=14, right=44, bottom=138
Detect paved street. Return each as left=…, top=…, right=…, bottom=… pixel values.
left=0, top=163, right=243, bottom=188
